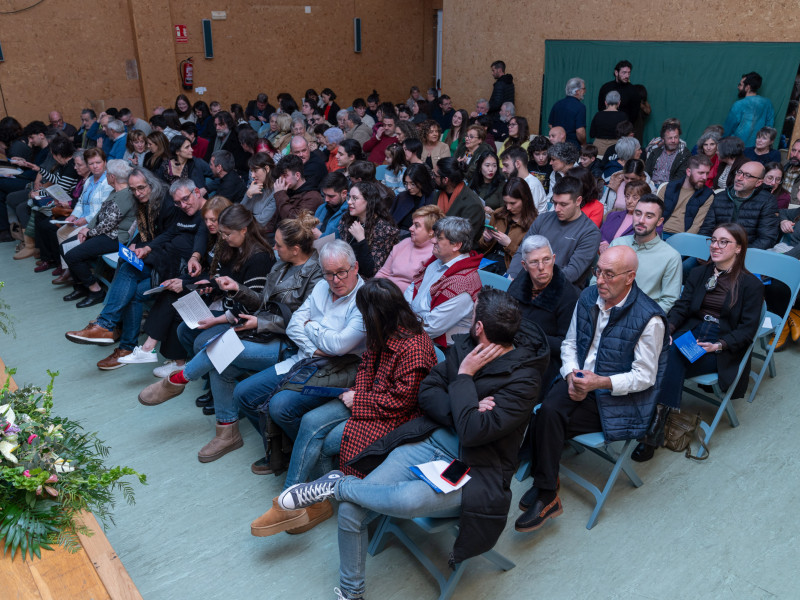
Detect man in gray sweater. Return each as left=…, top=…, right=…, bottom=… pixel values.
left=508, top=176, right=601, bottom=288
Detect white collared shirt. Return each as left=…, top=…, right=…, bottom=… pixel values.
left=560, top=289, right=665, bottom=395
left=275, top=277, right=366, bottom=374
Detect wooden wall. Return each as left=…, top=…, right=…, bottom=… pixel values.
left=0, top=0, right=439, bottom=124
left=440, top=0, right=800, bottom=134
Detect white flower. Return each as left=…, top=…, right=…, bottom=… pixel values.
left=0, top=439, right=19, bottom=463
left=53, top=457, right=74, bottom=473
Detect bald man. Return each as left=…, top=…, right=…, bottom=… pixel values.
left=290, top=135, right=327, bottom=189
left=698, top=160, right=779, bottom=249
left=515, top=245, right=668, bottom=533
left=48, top=111, right=77, bottom=138
left=548, top=126, right=566, bottom=145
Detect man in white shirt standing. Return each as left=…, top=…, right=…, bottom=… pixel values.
left=515, top=245, right=668, bottom=532
left=405, top=217, right=483, bottom=347
left=500, top=147, right=547, bottom=214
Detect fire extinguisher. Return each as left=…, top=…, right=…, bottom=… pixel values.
left=179, top=57, right=193, bottom=91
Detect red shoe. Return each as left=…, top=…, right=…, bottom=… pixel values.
left=34, top=260, right=56, bottom=273
left=51, top=266, right=64, bottom=277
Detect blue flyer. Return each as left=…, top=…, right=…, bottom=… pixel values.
left=118, top=242, right=144, bottom=271
left=674, top=330, right=706, bottom=363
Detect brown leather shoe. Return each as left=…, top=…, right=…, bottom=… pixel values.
left=138, top=376, right=185, bottom=406
left=250, top=497, right=310, bottom=537
left=286, top=500, right=333, bottom=534
left=198, top=421, right=243, bottom=463
left=66, top=322, right=117, bottom=346
left=97, top=348, right=133, bottom=370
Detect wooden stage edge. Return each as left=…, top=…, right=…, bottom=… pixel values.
left=1, top=356, right=143, bottom=600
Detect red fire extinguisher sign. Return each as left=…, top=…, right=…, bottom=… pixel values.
left=175, top=25, right=188, bottom=43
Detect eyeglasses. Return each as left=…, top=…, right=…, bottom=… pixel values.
left=130, top=185, right=150, bottom=193
left=322, top=267, right=353, bottom=281
left=173, top=193, right=194, bottom=206
left=593, top=268, right=633, bottom=280
left=465, top=134, right=479, bottom=140
left=522, top=256, right=553, bottom=268
left=734, top=169, right=761, bottom=181
left=706, top=237, right=733, bottom=248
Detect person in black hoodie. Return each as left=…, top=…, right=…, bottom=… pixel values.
left=276, top=288, right=548, bottom=600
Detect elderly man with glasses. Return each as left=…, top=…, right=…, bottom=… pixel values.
left=516, top=245, right=668, bottom=533
left=698, top=160, right=779, bottom=249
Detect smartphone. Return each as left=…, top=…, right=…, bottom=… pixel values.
left=186, top=280, right=219, bottom=292
left=440, top=459, right=470, bottom=486
left=484, top=224, right=498, bottom=232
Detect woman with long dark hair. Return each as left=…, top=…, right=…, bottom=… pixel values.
left=390, top=163, right=437, bottom=230
left=144, top=131, right=170, bottom=172
left=243, top=152, right=277, bottom=226
left=480, top=177, right=538, bottom=273
left=443, top=109, right=469, bottom=154
left=339, top=181, right=399, bottom=277
left=248, top=276, right=437, bottom=536
left=419, top=119, right=450, bottom=168
left=192, top=101, right=213, bottom=139
left=320, top=88, right=341, bottom=125
left=498, top=116, right=530, bottom=155
left=632, top=223, right=763, bottom=462
left=469, top=151, right=505, bottom=211
left=157, top=135, right=204, bottom=188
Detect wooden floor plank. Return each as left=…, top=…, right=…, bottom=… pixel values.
left=77, top=512, right=143, bottom=600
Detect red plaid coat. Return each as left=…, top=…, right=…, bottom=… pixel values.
left=340, top=330, right=437, bottom=477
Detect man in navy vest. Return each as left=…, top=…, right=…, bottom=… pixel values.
left=515, top=245, right=668, bottom=532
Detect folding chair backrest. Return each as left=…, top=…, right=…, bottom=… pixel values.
left=744, top=248, right=800, bottom=300
left=664, top=232, right=710, bottom=260
left=478, top=270, right=511, bottom=291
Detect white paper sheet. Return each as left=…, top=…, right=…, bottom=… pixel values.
left=313, top=233, right=335, bottom=252
left=45, top=184, right=72, bottom=205
left=61, top=239, right=81, bottom=255
left=205, top=327, right=244, bottom=373
left=172, top=291, right=214, bottom=329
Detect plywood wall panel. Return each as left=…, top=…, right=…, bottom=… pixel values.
left=441, top=0, right=800, bottom=134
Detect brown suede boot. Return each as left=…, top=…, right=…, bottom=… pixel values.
left=13, top=235, right=36, bottom=260
left=198, top=421, right=243, bottom=463
left=138, top=376, right=185, bottom=406
left=286, top=500, right=333, bottom=534
left=250, top=497, right=310, bottom=537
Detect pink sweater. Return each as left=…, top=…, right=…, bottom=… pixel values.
left=375, top=237, right=434, bottom=292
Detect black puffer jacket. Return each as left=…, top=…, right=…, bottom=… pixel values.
left=489, top=74, right=515, bottom=114
left=698, top=186, right=779, bottom=249
left=347, top=318, right=549, bottom=565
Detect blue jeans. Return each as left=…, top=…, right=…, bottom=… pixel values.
left=176, top=313, right=226, bottom=358
left=234, top=365, right=337, bottom=440
left=284, top=400, right=349, bottom=489
left=335, top=438, right=462, bottom=599
left=96, top=261, right=152, bottom=350
left=182, top=336, right=289, bottom=422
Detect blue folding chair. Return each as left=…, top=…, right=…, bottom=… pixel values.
left=559, top=433, right=643, bottom=530
left=368, top=516, right=515, bottom=600
left=743, top=249, right=800, bottom=403
left=681, top=302, right=766, bottom=457
left=515, top=405, right=643, bottom=529
left=664, top=232, right=710, bottom=260
left=478, top=270, right=510, bottom=291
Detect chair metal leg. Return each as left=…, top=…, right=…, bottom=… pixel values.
left=515, top=459, right=530, bottom=482
left=367, top=514, right=392, bottom=557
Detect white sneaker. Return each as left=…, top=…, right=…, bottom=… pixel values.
left=117, top=346, right=158, bottom=364
left=153, top=360, right=180, bottom=378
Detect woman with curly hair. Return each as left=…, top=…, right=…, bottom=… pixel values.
left=420, top=119, right=451, bottom=168
left=338, top=181, right=398, bottom=277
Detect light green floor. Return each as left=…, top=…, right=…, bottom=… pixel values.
left=2, top=243, right=799, bottom=600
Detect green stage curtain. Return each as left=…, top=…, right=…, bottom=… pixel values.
left=542, top=40, right=800, bottom=149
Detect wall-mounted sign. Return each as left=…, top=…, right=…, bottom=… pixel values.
left=175, top=25, right=188, bottom=43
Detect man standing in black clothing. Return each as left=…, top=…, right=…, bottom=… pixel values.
left=597, top=60, right=639, bottom=126
left=489, top=60, right=515, bottom=117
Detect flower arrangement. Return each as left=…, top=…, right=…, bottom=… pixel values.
left=0, top=370, right=146, bottom=561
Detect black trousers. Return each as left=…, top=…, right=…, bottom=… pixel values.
left=143, top=291, right=188, bottom=360
left=532, top=378, right=602, bottom=491
left=34, top=213, right=61, bottom=262
left=63, top=234, right=118, bottom=287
